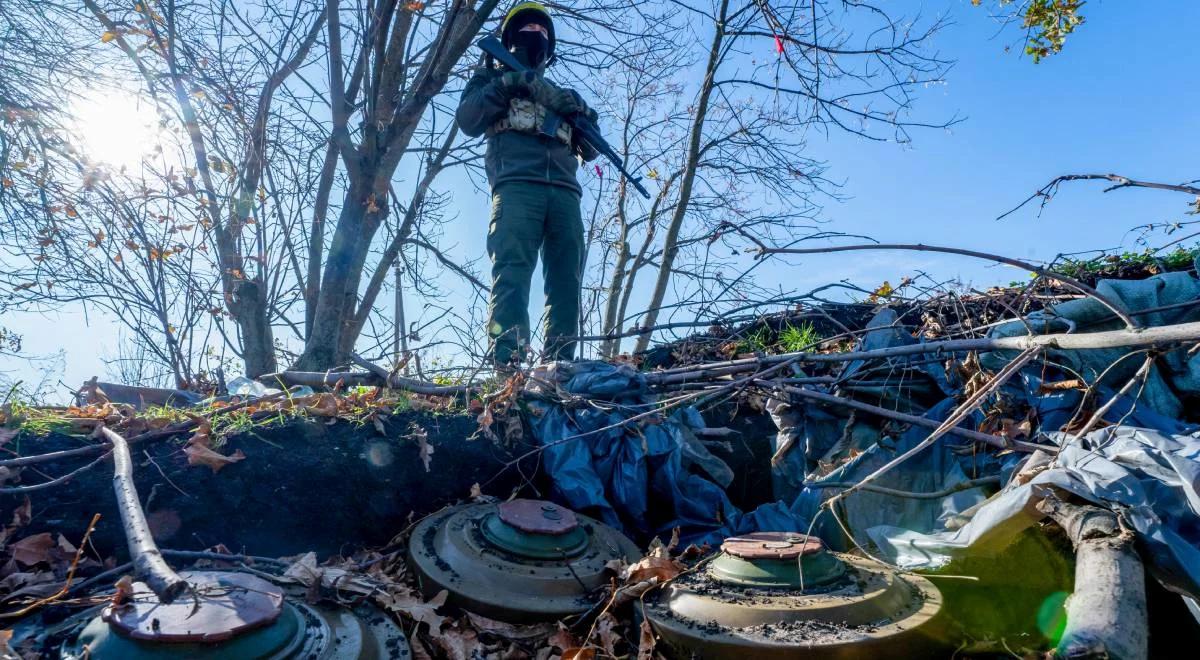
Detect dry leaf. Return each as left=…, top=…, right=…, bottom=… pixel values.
left=594, top=613, right=621, bottom=656
left=381, top=589, right=448, bottom=631
left=432, top=620, right=482, bottom=660
left=305, top=392, right=340, bottom=417
left=11, top=497, right=31, bottom=527
left=612, top=578, right=657, bottom=607
left=10, top=533, right=54, bottom=567
left=282, top=552, right=377, bottom=596
left=464, top=611, right=554, bottom=641
left=407, top=423, right=434, bottom=472
left=562, top=648, right=596, bottom=660
left=184, top=444, right=245, bottom=473
left=185, top=417, right=212, bottom=447
left=624, top=555, right=684, bottom=585
left=476, top=405, right=496, bottom=441
left=637, top=619, right=657, bottom=659
left=547, top=623, right=579, bottom=652
left=113, top=574, right=134, bottom=605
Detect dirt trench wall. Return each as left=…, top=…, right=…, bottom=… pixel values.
left=3, top=412, right=532, bottom=559
left=2, top=404, right=778, bottom=561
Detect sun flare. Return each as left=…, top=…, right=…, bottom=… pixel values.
left=68, top=92, right=164, bottom=172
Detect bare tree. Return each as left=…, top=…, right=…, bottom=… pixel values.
left=625, top=0, right=955, bottom=354
left=291, top=0, right=505, bottom=370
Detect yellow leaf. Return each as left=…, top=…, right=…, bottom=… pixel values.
left=868, top=280, right=893, bottom=302
left=11, top=162, right=27, bottom=171
left=647, top=168, right=659, bottom=180
left=101, top=31, right=117, bottom=43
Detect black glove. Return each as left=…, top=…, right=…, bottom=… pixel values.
left=575, top=91, right=599, bottom=123
left=544, top=86, right=586, bottom=116
left=561, top=90, right=598, bottom=123
left=495, top=70, right=537, bottom=98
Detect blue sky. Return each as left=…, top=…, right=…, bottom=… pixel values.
left=4, top=0, right=1198, bottom=395
left=768, top=0, right=1200, bottom=287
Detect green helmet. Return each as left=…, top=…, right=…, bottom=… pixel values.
left=501, top=2, right=555, bottom=65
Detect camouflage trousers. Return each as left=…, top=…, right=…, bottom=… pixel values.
left=486, top=181, right=584, bottom=365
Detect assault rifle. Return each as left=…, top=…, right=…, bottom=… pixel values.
left=476, top=36, right=651, bottom=199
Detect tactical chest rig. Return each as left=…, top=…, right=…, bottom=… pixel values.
left=489, top=95, right=573, bottom=146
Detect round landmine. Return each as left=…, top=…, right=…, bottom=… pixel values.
left=644, top=533, right=944, bottom=659
left=58, top=570, right=409, bottom=659
left=408, top=499, right=640, bottom=622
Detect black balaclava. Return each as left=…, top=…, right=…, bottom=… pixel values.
left=510, top=28, right=549, bottom=68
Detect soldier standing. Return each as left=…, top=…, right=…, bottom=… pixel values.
left=456, top=2, right=599, bottom=369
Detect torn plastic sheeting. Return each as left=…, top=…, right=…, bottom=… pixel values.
left=526, top=361, right=812, bottom=546
left=793, top=397, right=1016, bottom=551
left=986, top=268, right=1200, bottom=421
left=841, top=307, right=954, bottom=399
left=870, top=425, right=1200, bottom=598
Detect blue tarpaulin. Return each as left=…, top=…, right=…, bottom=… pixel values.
left=527, top=268, right=1200, bottom=596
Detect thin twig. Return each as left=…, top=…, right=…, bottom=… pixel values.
left=762, top=383, right=1049, bottom=453
left=0, top=452, right=112, bottom=494
left=825, top=347, right=1041, bottom=506
left=0, top=513, right=101, bottom=618
left=749, top=242, right=1137, bottom=329
left=805, top=475, right=1001, bottom=500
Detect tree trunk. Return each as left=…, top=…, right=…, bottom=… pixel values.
left=599, top=234, right=630, bottom=358
left=232, top=278, right=278, bottom=377
left=295, top=175, right=385, bottom=370
left=306, top=140, right=339, bottom=339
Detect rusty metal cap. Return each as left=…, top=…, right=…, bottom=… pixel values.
left=497, top=499, right=579, bottom=535
left=721, top=532, right=825, bottom=560
left=101, top=571, right=284, bottom=643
